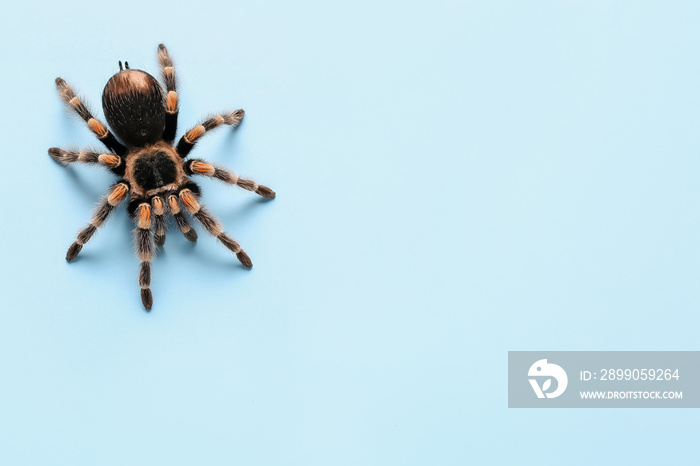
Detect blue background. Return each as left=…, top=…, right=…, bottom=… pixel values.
left=0, top=0, right=698, bottom=464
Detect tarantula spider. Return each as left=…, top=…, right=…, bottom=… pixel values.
left=49, top=44, right=275, bottom=311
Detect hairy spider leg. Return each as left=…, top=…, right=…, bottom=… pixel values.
left=176, top=110, right=245, bottom=157
left=167, top=194, right=198, bottom=242
left=54, top=78, right=127, bottom=156
left=178, top=187, right=252, bottom=268
left=150, top=196, right=168, bottom=247
left=66, top=181, right=130, bottom=261
left=48, top=148, right=124, bottom=175
left=157, top=44, right=179, bottom=143
left=133, top=202, right=154, bottom=310
left=184, top=159, right=276, bottom=198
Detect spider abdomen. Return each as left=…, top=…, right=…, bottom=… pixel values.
left=133, top=151, right=178, bottom=190
left=102, top=70, right=165, bottom=147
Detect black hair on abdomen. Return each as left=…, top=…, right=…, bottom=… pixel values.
left=102, top=70, right=165, bottom=148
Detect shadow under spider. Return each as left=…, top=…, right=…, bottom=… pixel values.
left=58, top=165, right=109, bottom=201
left=218, top=196, right=275, bottom=223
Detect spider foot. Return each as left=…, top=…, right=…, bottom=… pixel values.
left=236, top=250, right=253, bottom=269
left=184, top=229, right=198, bottom=242
left=141, top=288, right=153, bottom=311
left=66, top=242, right=82, bottom=261
left=154, top=234, right=166, bottom=247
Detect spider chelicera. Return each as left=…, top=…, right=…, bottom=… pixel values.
left=49, top=44, right=275, bottom=311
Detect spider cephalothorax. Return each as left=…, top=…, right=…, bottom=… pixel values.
left=49, top=45, right=275, bottom=311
